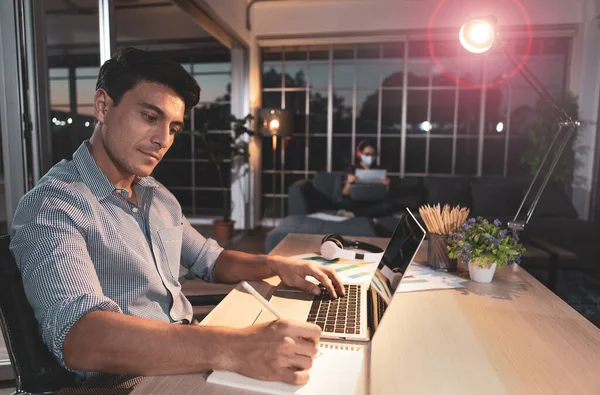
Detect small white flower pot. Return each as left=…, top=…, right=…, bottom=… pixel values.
left=468, top=262, right=497, bottom=283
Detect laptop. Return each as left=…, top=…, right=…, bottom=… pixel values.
left=261, top=208, right=426, bottom=342
left=355, top=168, right=387, bottom=183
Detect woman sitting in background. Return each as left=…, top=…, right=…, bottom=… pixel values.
left=335, top=139, right=395, bottom=218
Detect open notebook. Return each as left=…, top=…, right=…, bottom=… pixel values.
left=207, top=342, right=364, bottom=395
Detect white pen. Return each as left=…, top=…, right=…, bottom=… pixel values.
left=240, top=281, right=284, bottom=319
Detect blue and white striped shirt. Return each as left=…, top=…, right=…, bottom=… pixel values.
left=10, top=141, right=224, bottom=379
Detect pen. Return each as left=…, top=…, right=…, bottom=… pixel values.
left=240, top=281, right=284, bottom=319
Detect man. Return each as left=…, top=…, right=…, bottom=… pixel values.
left=10, top=48, right=344, bottom=387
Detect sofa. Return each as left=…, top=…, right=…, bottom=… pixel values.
left=267, top=172, right=599, bottom=276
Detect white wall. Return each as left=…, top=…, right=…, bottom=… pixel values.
left=252, top=0, right=584, bottom=37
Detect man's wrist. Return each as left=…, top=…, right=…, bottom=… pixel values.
left=261, top=254, right=279, bottom=277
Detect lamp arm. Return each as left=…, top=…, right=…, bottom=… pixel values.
left=500, top=43, right=580, bottom=234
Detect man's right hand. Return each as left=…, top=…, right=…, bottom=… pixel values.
left=227, top=319, right=322, bottom=385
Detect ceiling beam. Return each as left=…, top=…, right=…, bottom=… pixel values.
left=170, top=0, right=233, bottom=49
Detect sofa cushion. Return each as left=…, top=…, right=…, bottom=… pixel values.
left=470, top=179, right=522, bottom=217
left=424, top=177, right=472, bottom=208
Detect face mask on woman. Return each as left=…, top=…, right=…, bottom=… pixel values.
left=361, top=154, right=373, bottom=166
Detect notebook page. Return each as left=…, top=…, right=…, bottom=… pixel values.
left=207, top=343, right=364, bottom=395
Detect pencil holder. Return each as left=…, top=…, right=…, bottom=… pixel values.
left=427, top=233, right=457, bottom=272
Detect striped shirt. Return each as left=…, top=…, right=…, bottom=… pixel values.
left=10, top=141, right=224, bottom=382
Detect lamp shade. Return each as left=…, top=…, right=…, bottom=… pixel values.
left=459, top=17, right=497, bottom=54
left=258, top=108, right=293, bottom=137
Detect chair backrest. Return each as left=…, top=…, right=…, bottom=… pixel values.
left=0, top=234, right=77, bottom=393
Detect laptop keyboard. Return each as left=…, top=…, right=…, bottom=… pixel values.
left=307, top=284, right=361, bottom=334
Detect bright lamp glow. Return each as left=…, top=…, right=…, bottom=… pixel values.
left=496, top=122, right=504, bottom=132
left=459, top=18, right=496, bottom=54
left=420, top=121, right=432, bottom=132
left=269, top=119, right=280, bottom=131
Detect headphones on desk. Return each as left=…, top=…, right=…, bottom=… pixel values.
left=320, top=234, right=384, bottom=262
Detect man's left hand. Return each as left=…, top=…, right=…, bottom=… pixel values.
left=266, top=256, right=345, bottom=298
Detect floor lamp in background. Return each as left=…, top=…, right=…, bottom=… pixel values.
left=457, top=17, right=580, bottom=236
left=258, top=109, right=293, bottom=225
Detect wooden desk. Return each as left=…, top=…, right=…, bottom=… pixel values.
left=132, top=233, right=600, bottom=395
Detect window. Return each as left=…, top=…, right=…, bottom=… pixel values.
left=261, top=36, right=570, bottom=219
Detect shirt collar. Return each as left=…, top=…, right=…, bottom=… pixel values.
left=73, top=140, right=157, bottom=201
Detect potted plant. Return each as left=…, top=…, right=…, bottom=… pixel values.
left=194, top=113, right=254, bottom=244
left=447, top=217, right=525, bottom=283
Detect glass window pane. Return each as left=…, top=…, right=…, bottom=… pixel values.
left=458, top=53, right=483, bottom=86
left=262, top=91, right=282, bottom=109
left=261, top=171, right=282, bottom=196
left=382, top=90, right=403, bottom=135
left=357, top=44, right=380, bottom=60
left=76, top=79, right=96, bottom=105
left=285, top=63, right=308, bottom=88
left=263, top=62, right=283, bottom=88
left=334, top=47, right=354, bottom=61
left=49, top=68, right=68, bottom=78
left=152, top=161, right=192, bottom=187
left=333, top=90, right=353, bottom=135
left=195, top=161, right=230, bottom=188
left=380, top=137, right=400, bottom=174
left=357, top=62, right=381, bottom=90
left=430, top=41, right=459, bottom=87
left=333, top=64, right=354, bottom=88
left=332, top=136, right=353, bottom=171
left=76, top=67, right=99, bottom=78
left=429, top=138, right=453, bottom=174
left=309, top=90, right=328, bottom=133
left=262, top=196, right=286, bottom=218
left=430, top=90, right=456, bottom=135
left=195, top=74, right=231, bottom=103
left=309, top=136, right=327, bottom=171
left=77, top=105, right=94, bottom=117
left=194, top=104, right=231, bottom=130
left=285, top=51, right=307, bottom=61
left=165, top=132, right=191, bottom=159
left=308, top=61, right=329, bottom=89
left=406, top=91, right=428, bottom=135
left=194, top=190, right=231, bottom=217
left=455, top=137, right=477, bottom=175
left=285, top=91, right=307, bottom=135
left=405, top=137, right=426, bottom=174
left=192, top=63, right=231, bottom=73
left=50, top=79, right=69, bottom=107
left=507, top=137, right=531, bottom=176
left=172, top=190, right=193, bottom=216
left=356, top=90, right=378, bottom=135
left=284, top=137, right=306, bottom=171
left=457, top=89, right=481, bottom=137
left=482, top=138, right=505, bottom=176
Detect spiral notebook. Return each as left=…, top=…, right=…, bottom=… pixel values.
left=207, top=342, right=364, bottom=395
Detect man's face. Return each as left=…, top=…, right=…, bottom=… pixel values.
left=97, top=81, right=185, bottom=177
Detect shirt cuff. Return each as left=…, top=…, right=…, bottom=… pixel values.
left=188, top=238, right=223, bottom=283
left=44, top=294, right=122, bottom=370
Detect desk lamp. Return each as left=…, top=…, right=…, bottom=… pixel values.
left=258, top=109, right=293, bottom=220
left=458, top=17, right=580, bottom=235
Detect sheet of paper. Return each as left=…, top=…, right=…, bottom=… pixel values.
left=292, top=253, right=379, bottom=285
left=207, top=343, right=364, bottom=395
left=307, top=212, right=349, bottom=222
left=396, top=262, right=467, bottom=293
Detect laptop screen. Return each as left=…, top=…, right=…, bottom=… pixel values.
left=367, top=208, right=426, bottom=334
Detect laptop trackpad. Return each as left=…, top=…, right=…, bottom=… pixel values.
left=254, top=288, right=313, bottom=324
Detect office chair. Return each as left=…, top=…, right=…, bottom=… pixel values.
left=0, top=234, right=78, bottom=394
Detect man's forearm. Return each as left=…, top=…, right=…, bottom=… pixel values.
left=63, top=310, right=241, bottom=376
left=212, top=250, right=276, bottom=283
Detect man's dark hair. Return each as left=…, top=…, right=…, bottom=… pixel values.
left=96, top=47, right=200, bottom=113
